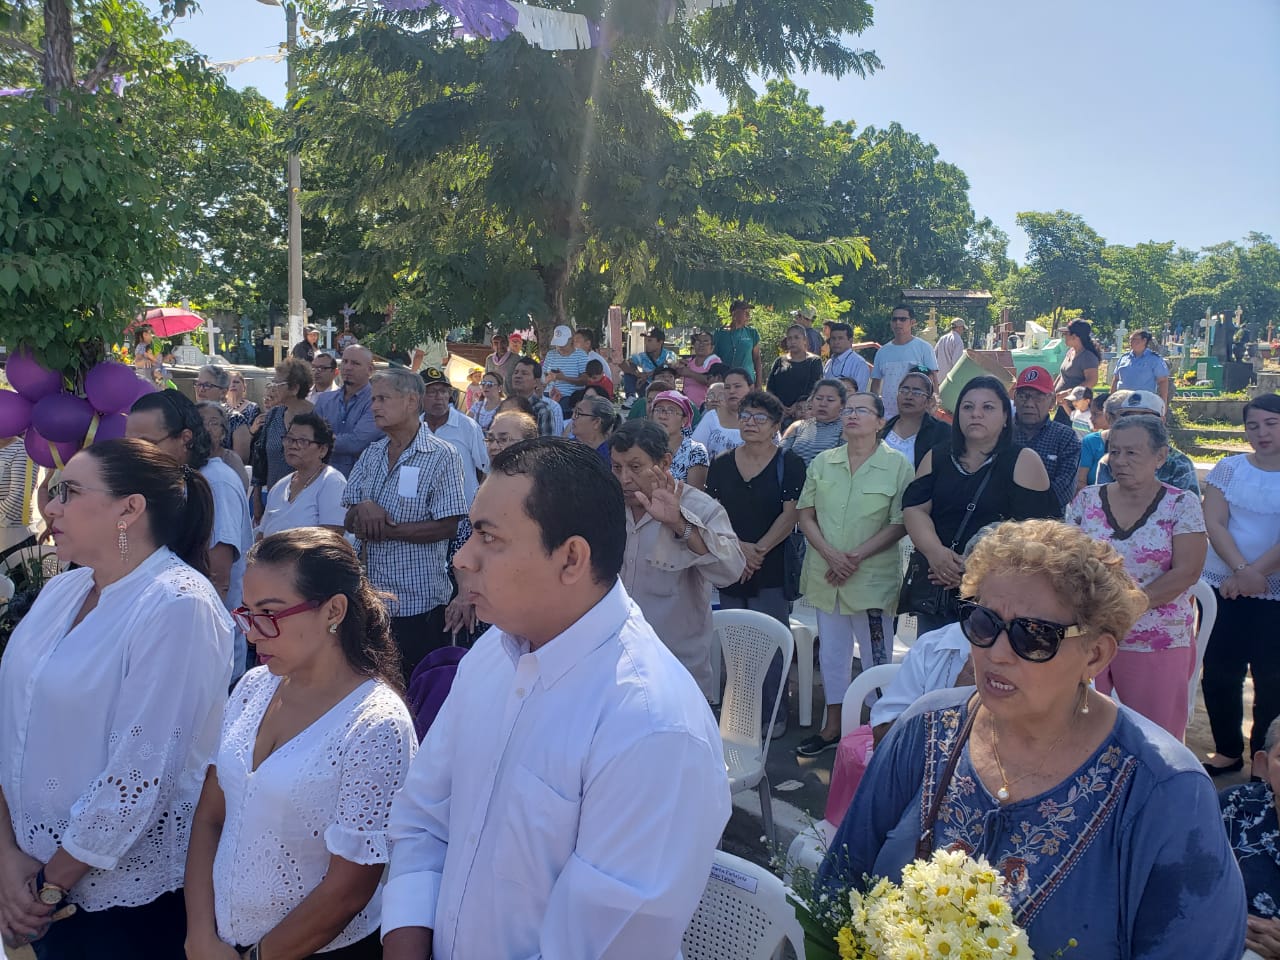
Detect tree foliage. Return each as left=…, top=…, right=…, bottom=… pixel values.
left=298, top=0, right=881, bottom=351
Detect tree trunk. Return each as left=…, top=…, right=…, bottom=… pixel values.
left=535, top=260, right=571, bottom=358
left=42, top=0, right=76, bottom=108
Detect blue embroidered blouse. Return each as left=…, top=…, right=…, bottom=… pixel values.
left=1221, top=781, right=1280, bottom=919
left=820, top=688, right=1246, bottom=958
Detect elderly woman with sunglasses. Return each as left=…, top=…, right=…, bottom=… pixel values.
left=185, top=530, right=415, bottom=960
left=0, top=440, right=232, bottom=957
left=257, top=413, right=348, bottom=540
left=820, top=519, right=1247, bottom=960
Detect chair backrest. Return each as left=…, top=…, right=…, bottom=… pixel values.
left=841, top=662, right=902, bottom=737
left=682, top=850, right=806, bottom=960
left=1188, top=579, right=1218, bottom=727
left=713, top=609, right=794, bottom=760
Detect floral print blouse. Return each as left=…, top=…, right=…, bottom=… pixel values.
left=1065, top=483, right=1205, bottom=651
left=1221, top=781, right=1280, bottom=919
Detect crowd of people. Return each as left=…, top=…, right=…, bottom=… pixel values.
left=0, top=307, right=1277, bottom=960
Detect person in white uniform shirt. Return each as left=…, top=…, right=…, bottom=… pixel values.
left=256, top=412, right=348, bottom=539
left=184, top=529, right=416, bottom=960
left=381, top=438, right=731, bottom=960
left=0, top=439, right=232, bottom=956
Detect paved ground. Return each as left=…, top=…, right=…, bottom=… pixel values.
left=720, top=612, right=1254, bottom=869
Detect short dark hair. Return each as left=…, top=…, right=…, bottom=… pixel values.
left=515, top=355, right=542, bottom=379
left=739, top=389, right=784, bottom=423
left=608, top=419, right=670, bottom=463
left=892, top=304, right=915, bottom=320
left=723, top=367, right=752, bottom=385
left=951, top=376, right=1013, bottom=454
left=575, top=328, right=598, bottom=350
left=489, top=437, right=625, bottom=586
left=84, top=438, right=213, bottom=576
left=707, top=362, right=731, bottom=380
left=277, top=357, right=313, bottom=399
left=249, top=529, right=403, bottom=692
left=498, top=394, right=536, bottom=417
left=651, top=366, right=678, bottom=381
left=827, top=322, right=854, bottom=338
left=849, top=391, right=886, bottom=418
left=1243, top=392, right=1280, bottom=424
left=645, top=381, right=669, bottom=398
left=130, top=389, right=213, bottom=469
left=1133, top=330, right=1153, bottom=346
left=899, top=369, right=934, bottom=398
left=491, top=333, right=509, bottom=347
left=812, top=378, right=848, bottom=403
left=290, top=411, right=335, bottom=463
left=585, top=358, right=604, bottom=376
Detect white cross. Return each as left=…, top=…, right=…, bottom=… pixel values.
left=204, top=314, right=221, bottom=357
left=340, top=304, right=356, bottom=329
left=318, top=317, right=338, bottom=350
left=1234, top=305, right=1244, bottom=325
left=264, top=325, right=288, bottom=366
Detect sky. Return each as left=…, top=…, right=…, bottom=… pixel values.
left=169, top=0, right=1280, bottom=264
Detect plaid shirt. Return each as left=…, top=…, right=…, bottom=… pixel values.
left=343, top=423, right=468, bottom=616
left=1014, top=418, right=1081, bottom=513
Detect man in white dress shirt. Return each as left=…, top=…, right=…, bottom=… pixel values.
left=382, top=438, right=730, bottom=960
left=934, top=317, right=967, bottom=380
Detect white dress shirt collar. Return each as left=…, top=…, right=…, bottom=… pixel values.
left=499, top=581, right=628, bottom=689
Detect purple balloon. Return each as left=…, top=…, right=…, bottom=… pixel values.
left=91, top=412, right=128, bottom=443
left=0, top=391, right=33, bottom=438
left=32, top=393, right=94, bottom=443
left=129, top=377, right=157, bottom=404
left=86, top=361, right=147, bottom=415
left=6, top=348, right=63, bottom=402
left=24, top=424, right=81, bottom=470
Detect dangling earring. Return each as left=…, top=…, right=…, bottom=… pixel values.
left=117, top=521, right=129, bottom=561
left=328, top=622, right=338, bottom=635
left=1079, top=679, right=1091, bottom=714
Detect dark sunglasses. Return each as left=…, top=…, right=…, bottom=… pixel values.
left=231, top=600, right=320, bottom=638
left=958, top=601, right=1085, bottom=663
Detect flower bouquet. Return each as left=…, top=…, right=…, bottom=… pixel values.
left=791, top=849, right=1070, bottom=960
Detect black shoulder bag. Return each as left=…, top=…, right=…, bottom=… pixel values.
left=899, top=463, right=993, bottom=620
left=775, top=452, right=804, bottom=602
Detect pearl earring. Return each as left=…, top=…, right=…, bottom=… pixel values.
left=117, top=521, right=128, bottom=561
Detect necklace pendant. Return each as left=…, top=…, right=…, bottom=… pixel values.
left=997, top=786, right=1010, bottom=801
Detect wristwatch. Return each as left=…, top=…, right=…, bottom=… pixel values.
left=675, top=519, right=692, bottom=542
left=34, top=868, right=67, bottom=908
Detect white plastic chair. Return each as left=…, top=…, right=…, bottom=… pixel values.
left=713, top=609, right=794, bottom=848
left=785, top=662, right=902, bottom=883
left=682, top=850, right=806, bottom=960
left=841, top=662, right=902, bottom=735
left=789, top=617, right=815, bottom=727
left=1188, top=580, right=1218, bottom=728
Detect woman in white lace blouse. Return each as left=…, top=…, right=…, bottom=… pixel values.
left=184, top=528, right=416, bottom=960
left=0, top=439, right=234, bottom=956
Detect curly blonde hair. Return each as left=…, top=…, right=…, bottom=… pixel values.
left=960, top=519, right=1147, bottom=641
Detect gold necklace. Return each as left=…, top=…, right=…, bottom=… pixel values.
left=288, top=466, right=323, bottom=502
left=987, top=711, right=1075, bottom=802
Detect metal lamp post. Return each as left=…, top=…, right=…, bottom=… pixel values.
left=256, top=0, right=304, bottom=353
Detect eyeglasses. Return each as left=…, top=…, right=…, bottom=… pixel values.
left=842, top=406, right=878, bottom=418
left=480, top=380, right=499, bottom=388
left=231, top=600, right=321, bottom=638
left=572, top=411, right=598, bottom=420
left=194, top=381, right=222, bottom=390
left=49, top=481, right=111, bottom=504
left=268, top=380, right=288, bottom=388
left=897, top=386, right=930, bottom=398
left=958, top=601, right=1085, bottom=663
left=737, top=411, right=774, bottom=425
left=485, top=433, right=519, bottom=445
left=312, top=363, right=335, bottom=371
left=283, top=434, right=321, bottom=447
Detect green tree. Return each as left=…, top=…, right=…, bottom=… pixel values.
left=298, top=1, right=880, bottom=352
left=1002, top=210, right=1106, bottom=330
left=1168, top=233, right=1280, bottom=336
left=1096, top=240, right=1176, bottom=335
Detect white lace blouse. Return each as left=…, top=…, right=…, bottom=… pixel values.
left=213, top=668, right=416, bottom=950
left=0, top=548, right=233, bottom=911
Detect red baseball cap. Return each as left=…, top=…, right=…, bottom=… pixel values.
left=1013, top=366, right=1054, bottom=394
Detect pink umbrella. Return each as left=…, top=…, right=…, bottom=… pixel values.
left=128, top=307, right=206, bottom=339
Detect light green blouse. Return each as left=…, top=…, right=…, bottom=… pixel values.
left=797, top=442, right=914, bottom=615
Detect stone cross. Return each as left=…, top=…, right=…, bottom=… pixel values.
left=319, top=316, right=338, bottom=350
left=204, top=314, right=221, bottom=358
left=1114, top=322, right=1127, bottom=356
left=340, top=303, right=356, bottom=329
left=264, top=326, right=288, bottom=366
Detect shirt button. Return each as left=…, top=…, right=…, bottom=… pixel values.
left=516, top=687, right=526, bottom=697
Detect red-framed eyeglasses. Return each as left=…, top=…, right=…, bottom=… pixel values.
left=230, top=600, right=321, bottom=638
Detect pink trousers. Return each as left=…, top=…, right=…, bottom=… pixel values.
left=1094, top=644, right=1194, bottom=741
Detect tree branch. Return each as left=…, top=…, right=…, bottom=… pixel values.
left=81, top=42, right=120, bottom=91
left=0, top=32, right=42, bottom=61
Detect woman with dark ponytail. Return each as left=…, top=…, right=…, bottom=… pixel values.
left=1054, top=319, right=1101, bottom=425
left=0, top=439, right=233, bottom=956
left=185, top=529, right=415, bottom=960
